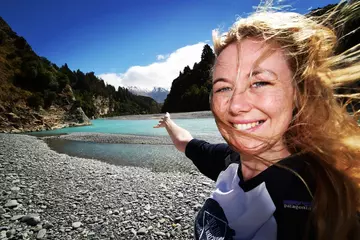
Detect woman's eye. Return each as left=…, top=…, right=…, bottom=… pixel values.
left=251, top=81, right=269, bottom=88
left=215, top=87, right=232, bottom=93
left=250, top=70, right=275, bottom=88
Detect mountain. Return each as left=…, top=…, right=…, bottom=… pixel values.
left=128, top=86, right=169, bottom=103
left=0, top=17, right=90, bottom=133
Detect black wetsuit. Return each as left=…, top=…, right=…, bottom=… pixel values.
left=185, top=139, right=316, bottom=240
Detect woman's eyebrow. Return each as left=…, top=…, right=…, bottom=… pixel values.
left=213, top=78, right=231, bottom=85
left=251, top=67, right=279, bottom=79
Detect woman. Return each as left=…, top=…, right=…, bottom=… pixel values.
left=155, top=3, right=360, bottom=240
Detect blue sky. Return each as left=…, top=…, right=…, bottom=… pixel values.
left=1, top=0, right=340, bottom=89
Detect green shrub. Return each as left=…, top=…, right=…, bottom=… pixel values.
left=27, top=93, right=43, bottom=111
left=44, top=91, right=56, bottom=109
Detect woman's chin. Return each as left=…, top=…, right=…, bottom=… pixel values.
left=227, top=138, right=267, bottom=154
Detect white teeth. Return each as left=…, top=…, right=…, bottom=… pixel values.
left=233, top=121, right=262, bottom=131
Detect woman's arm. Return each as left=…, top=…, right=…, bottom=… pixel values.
left=153, top=112, right=193, bottom=152
left=154, top=113, right=234, bottom=181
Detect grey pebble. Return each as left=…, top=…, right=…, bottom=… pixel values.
left=4, top=200, right=18, bottom=208
left=177, top=192, right=184, bottom=198
left=137, top=227, right=147, bottom=235
left=10, top=187, right=20, bottom=191
left=33, top=224, right=43, bottom=232
left=36, top=229, right=46, bottom=239
left=43, top=221, right=54, bottom=229
left=72, top=222, right=82, bottom=229
left=193, top=203, right=202, bottom=211
left=11, top=215, right=24, bottom=221
left=21, top=214, right=41, bottom=226
left=130, top=228, right=137, bottom=236
left=0, top=226, right=9, bottom=231
left=201, top=181, right=212, bottom=187
left=154, top=231, right=166, bottom=236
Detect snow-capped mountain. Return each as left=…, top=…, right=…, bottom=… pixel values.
left=127, top=86, right=169, bottom=103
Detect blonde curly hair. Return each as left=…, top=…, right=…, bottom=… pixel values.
left=211, top=2, right=360, bottom=239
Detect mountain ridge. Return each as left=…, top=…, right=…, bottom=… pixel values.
left=127, top=86, right=169, bottom=103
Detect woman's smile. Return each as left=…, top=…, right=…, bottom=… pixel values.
left=232, top=119, right=266, bottom=131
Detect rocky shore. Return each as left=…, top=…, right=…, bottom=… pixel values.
left=0, top=134, right=214, bottom=239
left=0, top=105, right=91, bottom=134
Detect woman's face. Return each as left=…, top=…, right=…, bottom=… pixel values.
left=211, top=38, right=295, bottom=153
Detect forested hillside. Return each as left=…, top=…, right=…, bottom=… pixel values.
left=0, top=17, right=160, bottom=132
left=59, top=64, right=161, bottom=118
left=161, top=45, right=215, bottom=112
left=0, top=17, right=91, bottom=132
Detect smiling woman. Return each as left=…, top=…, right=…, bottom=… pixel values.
left=156, top=2, right=360, bottom=240
left=208, top=7, right=360, bottom=240
left=211, top=40, right=295, bottom=156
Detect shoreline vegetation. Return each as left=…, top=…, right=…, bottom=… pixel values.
left=0, top=134, right=213, bottom=239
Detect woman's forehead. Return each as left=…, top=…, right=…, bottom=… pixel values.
left=213, top=39, right=290, bottom=78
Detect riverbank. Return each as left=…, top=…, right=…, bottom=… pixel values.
left=0, top=134, right=214, bottom=239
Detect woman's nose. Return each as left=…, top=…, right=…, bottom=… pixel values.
left=228, top=88, right=252, bottom=115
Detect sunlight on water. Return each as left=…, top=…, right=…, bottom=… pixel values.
left=31, top=118, right=218, bottom=136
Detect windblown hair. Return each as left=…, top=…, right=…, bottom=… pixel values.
left=211, top=2, right=360, bottom=240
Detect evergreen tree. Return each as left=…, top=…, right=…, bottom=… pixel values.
left=162, top=44, right=215, bottom=113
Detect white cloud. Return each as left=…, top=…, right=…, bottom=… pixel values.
left=307, top=6, right=313, bottom=11
left=276, top=0, right=286, bottom=3
left=156, top=54, right=166, bottom=60
left=98, top=42, right=206, bottom=90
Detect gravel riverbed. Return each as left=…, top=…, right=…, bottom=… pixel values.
left=0, top=134, right=214, bottom=240
left=44, top=132, right=225, bottom=145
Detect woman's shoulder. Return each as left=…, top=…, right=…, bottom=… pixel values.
left=255, top=153, right=316, bottom=215
left=268, top=153, right=316, bottom=239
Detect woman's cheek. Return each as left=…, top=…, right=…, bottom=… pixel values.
left=215, top=96, right=232, bottom=114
